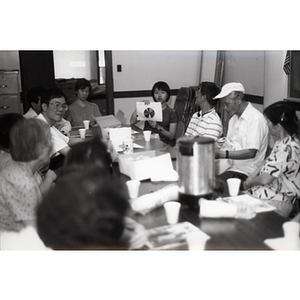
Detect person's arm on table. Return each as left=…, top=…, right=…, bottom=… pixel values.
left=243, top=172, right=275, bottom=190
left=148, top=121, right=177, bottom=141
left=120, top=216, right=152, bottom=249
left=58, top=146, right=71, bottom=157
left=215, top=148, right=257, bottom=160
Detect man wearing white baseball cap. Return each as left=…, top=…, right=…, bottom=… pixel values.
left=214, top=82, right=269, bottom=182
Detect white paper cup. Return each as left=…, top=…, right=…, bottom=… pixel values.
left=283, top=221, right=300, bottom=240
left=122, top=138, right=134, bottom=154
left=79, top=128, right=86, bottom=138
left=164, top=201, right=181, bottom=224
left=83, top=120, right=90, bottom=129
left=143, top=130, right=151, bottom=142
left=126, top=180, right=140, bottom=199
left=227, top=178, right=241, bottom=196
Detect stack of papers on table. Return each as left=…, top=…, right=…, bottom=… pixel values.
left=146, top=222, right=210, bottom=250
left=118, top=151, right=176, bottom=181
left=219, top=194, right=276, bottom=213
left=199, top=194, right=276, bottom=219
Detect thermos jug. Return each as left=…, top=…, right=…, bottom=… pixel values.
left=177, top=136, right=215, bottom=210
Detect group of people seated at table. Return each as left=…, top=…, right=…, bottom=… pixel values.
left=0, top=75, right=300, bottom=249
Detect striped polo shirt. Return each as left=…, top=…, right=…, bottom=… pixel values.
left=185, top=108, right=223, bottom=141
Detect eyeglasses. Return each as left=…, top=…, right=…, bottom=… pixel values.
left=49, top=102, right=68, bottom=111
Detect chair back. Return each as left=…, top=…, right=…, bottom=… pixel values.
left=174, top=87, right=198, bottom=129
left=174, top=121, right=186, bottom=139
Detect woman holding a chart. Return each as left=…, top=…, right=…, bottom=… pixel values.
left=130, top=81, right=178, bottom=146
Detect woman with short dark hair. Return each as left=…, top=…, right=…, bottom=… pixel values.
left=130, top=81, right=178, bottom=146
left=65, top=78, right=101, bottom=127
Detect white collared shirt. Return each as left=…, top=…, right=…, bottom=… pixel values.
left=36, top=114, right=69, bottom=157
left=226, top=102, right=269, bottom=176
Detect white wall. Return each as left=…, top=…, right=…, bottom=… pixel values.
left=200, top=51, right=217, bottom=82
left=113, top=50, right=202, bottom=124
left=264, top=51, right=288, bottom=108
left=223, top=51, right=265, bottom=96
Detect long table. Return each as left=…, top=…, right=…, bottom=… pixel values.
left=115, top=135, right=289, bottom=250
left=72, top=125, right=289, bottom=250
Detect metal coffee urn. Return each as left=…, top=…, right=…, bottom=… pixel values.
left=177, top=136, right=215, bottom=211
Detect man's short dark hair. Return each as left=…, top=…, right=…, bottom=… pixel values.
left=200, top=82, right=221, bottom=107
left=0, top=113, right=24, bottom=150
left=41, top=88, right=66, bottom=106
left=27, top=87, right=46, bottom=104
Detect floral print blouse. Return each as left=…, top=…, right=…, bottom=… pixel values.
left=247, top=135, right=300, bottom=202
left=0, top=161, right=42, bottom=231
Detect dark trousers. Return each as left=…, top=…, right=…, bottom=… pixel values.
left=217, top=171, right=248, bottom=196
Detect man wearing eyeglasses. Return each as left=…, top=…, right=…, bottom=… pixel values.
left=36, top=88, right=81, bottom=158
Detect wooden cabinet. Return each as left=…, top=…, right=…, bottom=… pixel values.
left=0, top=70, right=22, bottom=115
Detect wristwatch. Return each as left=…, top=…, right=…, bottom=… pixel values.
left=225, top=150, right=229, bottom=159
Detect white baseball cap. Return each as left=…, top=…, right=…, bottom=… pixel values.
left=213, top=82, right=245, bottom=99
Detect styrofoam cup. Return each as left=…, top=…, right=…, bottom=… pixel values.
left=79, top=128, right=86, bottom=138
left=126, top=180, right=140, bottom=199
left=283, top=221, right=300, bottom=240
left=83, top=120, right=90, bottom=129
left=143, top=130, right=151, bottom=142
left=164, top=201, right=181, bottom=224
left=227, top=178, right=241, bottom=196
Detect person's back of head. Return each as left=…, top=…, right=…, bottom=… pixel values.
left=0, top=113, right=24, bottom=151
left=60, top=137, right=113, bottom=177
left=26, top=87, right=46, bottom=115
left=264, top=101, right=299, bottom=137
left=36, top=167, right=129, bottom=249
left=27, top=87, right=46, bottom=105
left=200, top=82, right=221, bottom=107
left=10, top=118, right=52, bottom=162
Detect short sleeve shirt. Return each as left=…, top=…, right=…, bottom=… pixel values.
left=185, top=108, right=223, bottom=141
left=36, top=114, right=69, bottom=157
left=247, top=135, right=300, bottom=201
left=226, top=102, right=269, bottom=176
left=65, top=101, right=101, bottom=127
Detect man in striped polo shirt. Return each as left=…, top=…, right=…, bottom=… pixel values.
left=185, top=81, right=223, bottom=140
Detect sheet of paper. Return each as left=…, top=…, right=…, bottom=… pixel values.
left=109, top=127, right=131, bottom=151
left=93, top=115, right=121, bottom=128
left=136, top=102, right=162, bottom=122
left=146, top=222, right=210, bottom=250
left=219, top=194, right=276, bottom=213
